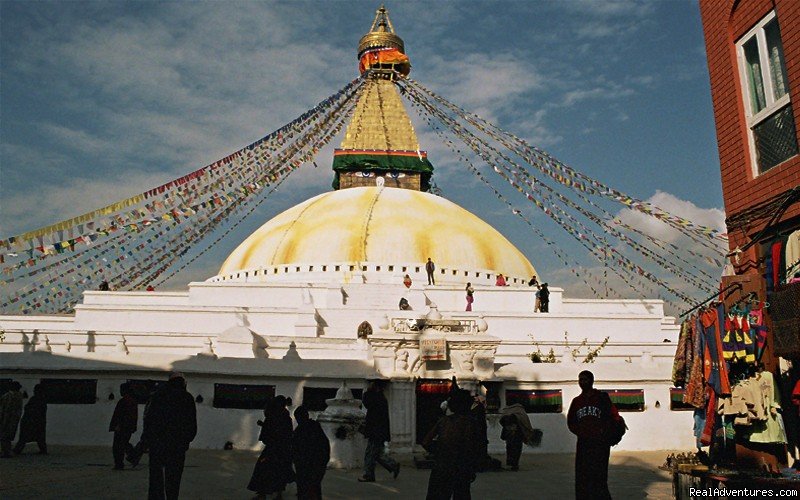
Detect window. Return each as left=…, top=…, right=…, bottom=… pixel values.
left=601, top=389, right=645, bottom=412
left=213, top=383, right=275, bottom=409
left=737, top=11, right=798, bottom=174
left=40, top=379, right=97, bottom=404
left=505, top=389, right=562, bottom=413
left=669, top=388, right=695, bottom=411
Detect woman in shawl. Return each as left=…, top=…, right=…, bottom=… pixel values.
left=248, top=396, right=295, bottom=499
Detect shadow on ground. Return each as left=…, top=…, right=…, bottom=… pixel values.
left=0, top=446, right=674, bottom=499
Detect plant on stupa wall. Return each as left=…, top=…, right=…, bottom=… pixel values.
left=529, top=344, right=559, bottom=363
left=530, top=333, right=609, bottom=363
left=566, top=332, right=610, bottom=363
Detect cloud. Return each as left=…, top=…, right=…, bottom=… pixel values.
left=421, top=53, right=544, bottom=123
left=615, top=190, right=726, bottom=245
left=2, top=171, right=173, bottom=236
left=561, top=0, right=655, bottom=40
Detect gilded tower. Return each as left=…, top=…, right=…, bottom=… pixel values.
left=332, top=5, right=434, bottom=191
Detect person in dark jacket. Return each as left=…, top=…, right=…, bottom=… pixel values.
left=248, top=395, right=295, bottom=499
left=0, top=381, right=23, bottom=458
left=358, top=380, right=400, bottom=482
left=539, top=283, right=550, bottom=313
left=142, top=372, right=197, bottom=500
left=13, top=384, right=47, bottom=455
left=109, top=382, right=138, bottom=469
left=292, top=405, right=330, bottom=500
left=567, top=370, right=614, bottom=500
left=499, top=414, right=523, bottom=470
left=422, top=388, right=481, bottom=500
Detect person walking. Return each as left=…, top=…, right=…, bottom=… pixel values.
left=422, top=388, right=481, bottom=499
left=14, top=384, right=48, bottom=455
left=248, top=395, right=295, bottom=500
left=0, top=382, right=24, bottom=458
left=109, top=382, right=138, bottom=469
left=403, top=274, right=412, bottom=288
left=465, top=283, right=474, bottom=312
left=425, top=258, right=436, bottom=285
left=499, top=414, right=523, bottom=471
left=142, top=372, right=197, bottom=500
left=358, top=380, right=400, bottom=482
left=539, top=283, right=550, bottom=313
left=567, top=370, right=614, bottom=500
left=292, top=405, right=330, bottom=500
left=495, top=274, right=507, bottom=286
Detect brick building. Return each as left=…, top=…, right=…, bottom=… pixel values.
left=700, top=1, right=800, bottom=359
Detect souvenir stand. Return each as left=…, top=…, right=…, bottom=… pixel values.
left=668, top=246, right=800, bottom=498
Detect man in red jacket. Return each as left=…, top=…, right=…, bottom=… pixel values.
left=567, top=370, right=614, bottom=500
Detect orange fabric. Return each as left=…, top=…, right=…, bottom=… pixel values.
left=359, top=48, right=410, bottom=74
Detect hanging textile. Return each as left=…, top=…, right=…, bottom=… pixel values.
left=672, top=319, right=694, bottom=387
left=700, top=304, right=732, bottom=396
left=786, top=229, right=800, bottom=280
left=746, top=371, right=787, bottom=444
left=684, top=315, right=706, bottom=408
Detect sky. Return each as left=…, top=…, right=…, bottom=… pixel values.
left=0, top=0, right=726, bottom=304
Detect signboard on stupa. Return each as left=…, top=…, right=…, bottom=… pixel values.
left=420, top=337, right=447, bottom=361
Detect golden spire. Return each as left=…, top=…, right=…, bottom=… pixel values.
left=358, top=5, right=405, bottom=58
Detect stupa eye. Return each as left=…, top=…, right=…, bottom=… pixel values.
left=389, top=172, right=405, bottom=179
left=356, top=171, right=375, bottom=178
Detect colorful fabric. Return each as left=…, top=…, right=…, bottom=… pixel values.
left=359, top=48, right=410, bottom=74
left=773, top=240, right=785, bottom=287
left=700, top=305, right=731, bottom=396
left=749, top=308, right=768, bottom=362
left=684, top=315, right=706, bottom=408
left=747, top=372, right=787, bottom=444
left=672, top=320, right=691, bottom=386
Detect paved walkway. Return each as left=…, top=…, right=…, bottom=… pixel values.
left=0, top=446, right=675, bottom=499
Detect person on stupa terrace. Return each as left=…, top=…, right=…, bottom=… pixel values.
left=465, top=282, right=475, bottom=311
left=539, top=283, right=550, bottom=313
left=425, top=258, right=435, bottom=285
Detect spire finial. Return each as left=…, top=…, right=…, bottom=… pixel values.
left=358, top=4, right=404, bottom=58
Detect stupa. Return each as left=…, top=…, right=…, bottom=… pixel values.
left=0, top=5, right=691, bottom=455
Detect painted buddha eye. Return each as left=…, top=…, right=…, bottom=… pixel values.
left=389, top=171, right=405, bottom=179
left=356, top=171, right=374, bottom=178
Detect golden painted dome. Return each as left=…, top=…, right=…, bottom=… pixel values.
left=218, top=187, right=535, bottom=282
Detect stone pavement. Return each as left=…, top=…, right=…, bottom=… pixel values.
left=0, top=446, right=675, bottom=499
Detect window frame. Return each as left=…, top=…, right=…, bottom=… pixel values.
left=735, top=10, right=795, bottom=175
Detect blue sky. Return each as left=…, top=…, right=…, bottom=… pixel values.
left=0, top=1, right=725, bottom=302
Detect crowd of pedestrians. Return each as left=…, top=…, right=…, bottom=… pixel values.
left=0, top=368, right=620, bottom=500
